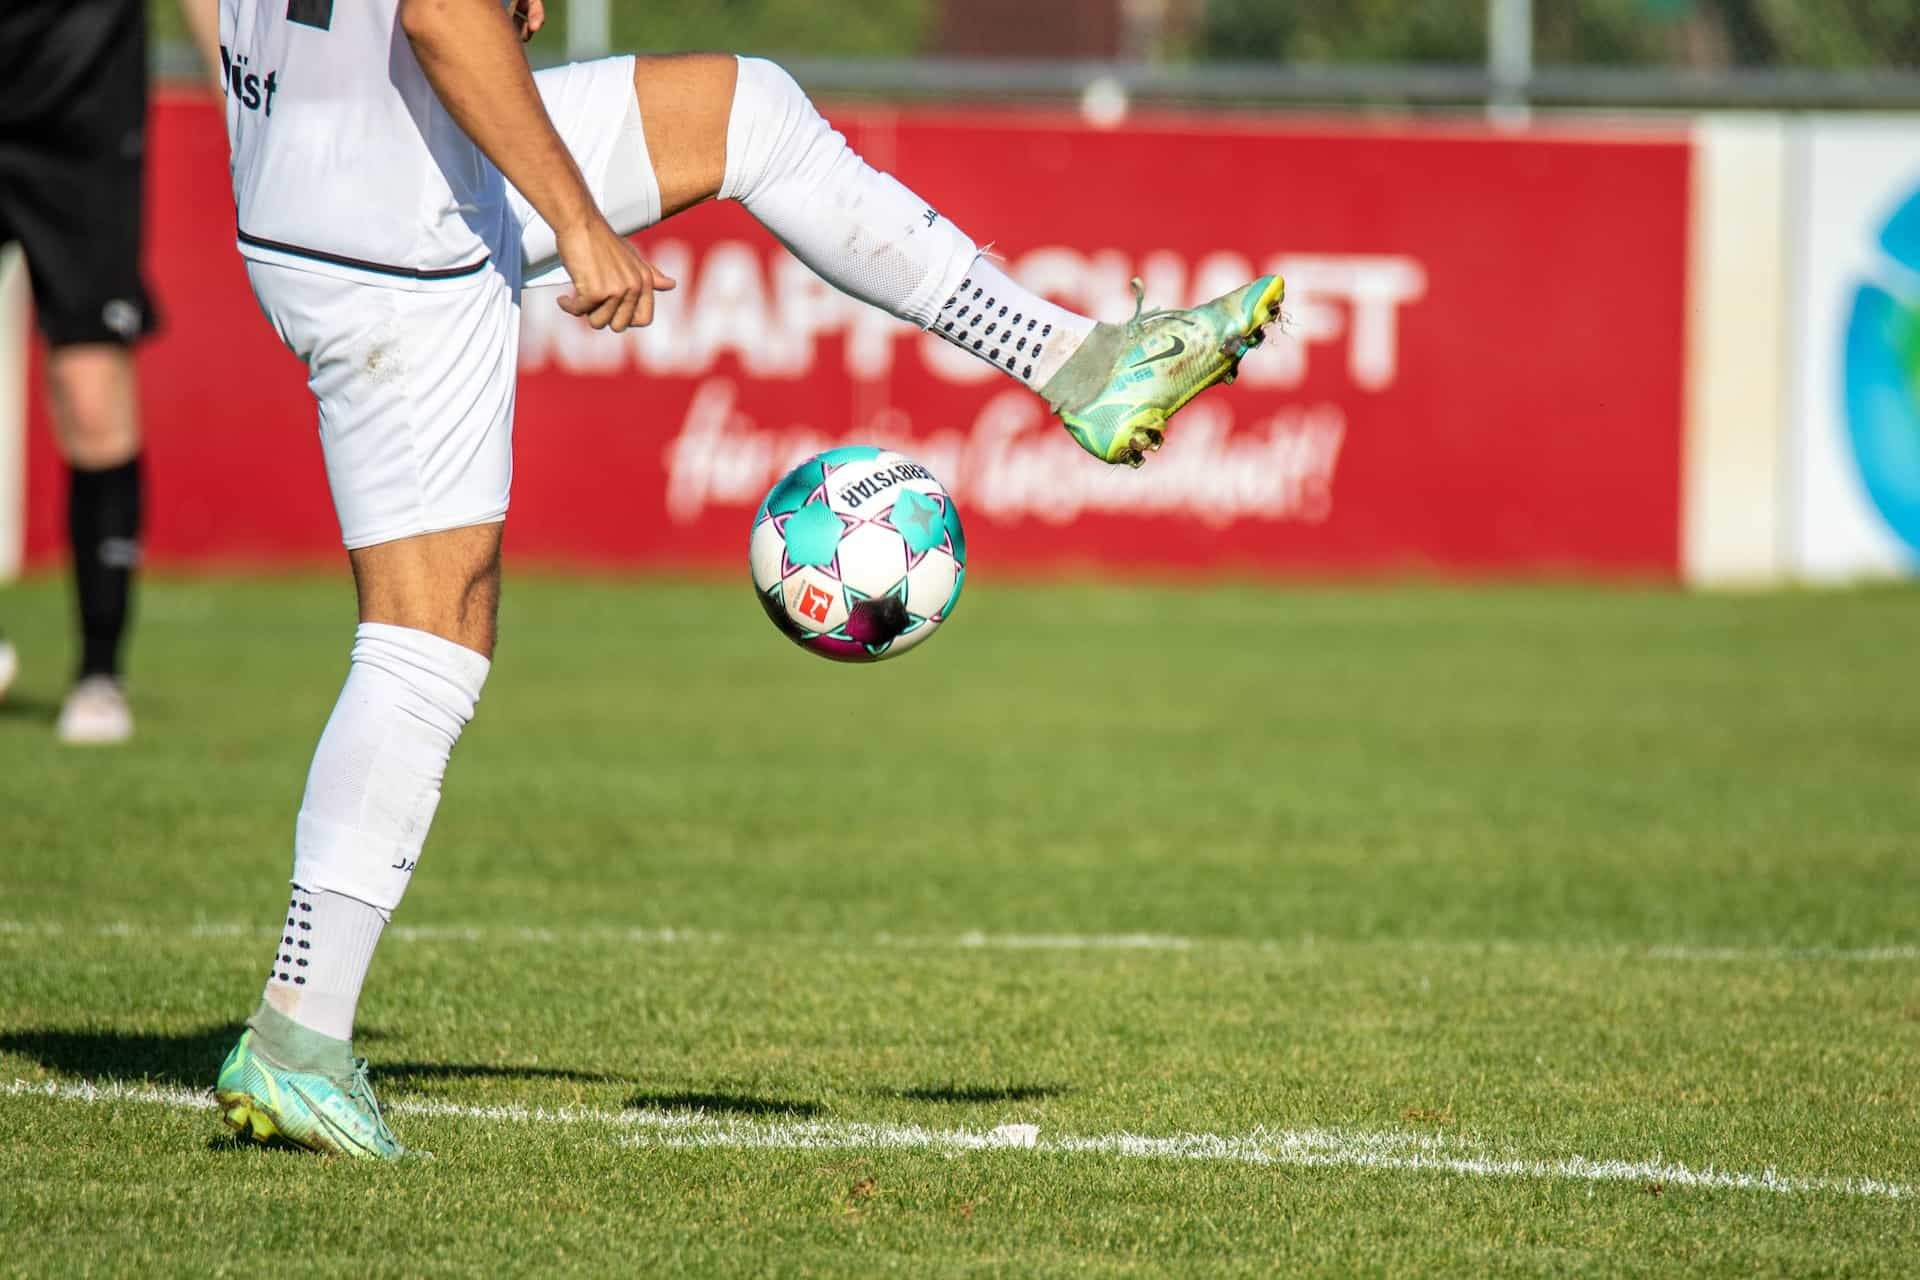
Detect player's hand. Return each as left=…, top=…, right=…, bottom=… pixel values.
left=554, top=220, right=678, bottom=332
left=507, top=0, right=544, bottom=42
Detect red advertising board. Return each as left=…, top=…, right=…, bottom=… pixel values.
left=24, top=95, right=1690, bottom=576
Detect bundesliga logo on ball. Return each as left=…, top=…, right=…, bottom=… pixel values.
left=749, top=447, right=967, bottom=662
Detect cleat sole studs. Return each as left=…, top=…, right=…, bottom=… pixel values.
left=217, top=1091, right=281, bottom=1145
left=1125, top=427, right=1163, bottom=462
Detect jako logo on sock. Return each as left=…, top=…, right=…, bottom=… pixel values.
left=1844, top=183, right=1920, bottom=555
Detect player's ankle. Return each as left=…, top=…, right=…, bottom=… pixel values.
left=929, top=256, right=1094, bottom=394
left=247, top=1001, right=355, bottom=1080
left=1038, top=321, right=1127, bottom=413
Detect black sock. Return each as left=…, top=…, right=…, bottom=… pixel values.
left=68, top=456, right=143, bottom=680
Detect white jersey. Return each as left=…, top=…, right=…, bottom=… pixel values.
left=221, top=0, right=508, bottom=284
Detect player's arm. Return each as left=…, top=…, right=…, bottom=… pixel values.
left=176, top=0, right=225, bottom=94
left=397, top=0, right=674, bottom=330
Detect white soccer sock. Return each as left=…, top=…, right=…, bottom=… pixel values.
left=262, top=623, right=489, bottom=1042
left=264, top=885, right=386, bottom=1042
left=720, top=57, right=1092, bottom=387
left=927, top=256, right=1095, bottom=392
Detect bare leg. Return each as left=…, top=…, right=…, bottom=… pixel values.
left=630, top=54, right=736, bottom=218
left=349, top=522, right=504, bottom=657
left=46, top=345, right=139, bottom=468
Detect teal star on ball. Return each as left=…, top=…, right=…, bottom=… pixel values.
left=889, top=490, right=946, bottom=555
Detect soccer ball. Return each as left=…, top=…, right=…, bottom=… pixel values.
left=749, top=446, right=967, bottom=662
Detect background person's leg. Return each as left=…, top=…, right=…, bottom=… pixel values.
left=16, top=47, right=159, bottom=738
left=46, top=345, right=139, bottom=471
left=46, top=344, right=143, bottom=744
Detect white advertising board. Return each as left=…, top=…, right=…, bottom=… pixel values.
left=1789, top=118, right=1920, bottom=580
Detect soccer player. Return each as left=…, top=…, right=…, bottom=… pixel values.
left=0, top=0, right=221, bottom=743
left=210, top=0, right=1282, bottom=1157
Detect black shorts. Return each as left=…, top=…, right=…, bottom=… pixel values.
left=0, top=0, right=159, bottom=348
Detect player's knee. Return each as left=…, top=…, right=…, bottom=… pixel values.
left=293, top=621, right=491, bottom=914
left=350, top=620, right=491, bottom=721
left=359, top=588, right=497, bottom=660
left=735, top=56, right=809, bottom=113
left=45, top=346, right=140, bottom=468
left=720, top=56, right=832, bottom=205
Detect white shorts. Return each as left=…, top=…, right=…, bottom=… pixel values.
left=246, top=56, right=662, bottom=549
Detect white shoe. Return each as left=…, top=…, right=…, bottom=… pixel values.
left=0, top=637, right=16, bottom=703
left=57, top=675, right=134, bottom=745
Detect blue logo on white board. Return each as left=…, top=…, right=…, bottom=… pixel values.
left=1843, top=184, right=1920, bottom=555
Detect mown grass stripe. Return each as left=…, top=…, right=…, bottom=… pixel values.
left=5, top=1078, right=1909, bottom=1202
left=1, top=918, right=1916, bottom=963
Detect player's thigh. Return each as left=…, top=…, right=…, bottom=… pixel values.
left=349, top=523, right=503, bottom=655
left=44, top=345, right=140, bottom=467
left=513, top=54, right=735, bottom=279
left=515, top=55, right=651, bottom=280
left=628, top=53, right=736, bottom=218
left=242, top=262, right=519, bottom=559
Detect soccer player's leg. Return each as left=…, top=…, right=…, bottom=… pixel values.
left=215, top=265, right=510, bottom=1158
left=218, top=527, right=495, bottom=1160
left=518, top=55, right=1280, bottom=467
left=700, top=57, right=1281, bottom=468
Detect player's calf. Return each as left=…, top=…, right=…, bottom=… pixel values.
left=216, top=618, right=489, bottom=1155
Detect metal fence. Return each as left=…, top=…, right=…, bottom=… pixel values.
left=158, top=0, right=1920, bottom=109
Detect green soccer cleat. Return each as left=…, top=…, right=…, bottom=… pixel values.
left=1052, top=274, right=1286, bottom=467
left=215, top=1029, right=406, bottom=1160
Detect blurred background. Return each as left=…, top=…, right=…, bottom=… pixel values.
left=150, top=0, right=1920, bottom=101
left=7, top=0, right=1920, bottom=586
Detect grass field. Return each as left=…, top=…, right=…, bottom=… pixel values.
left=2, top=573, right=1916, bottom=1276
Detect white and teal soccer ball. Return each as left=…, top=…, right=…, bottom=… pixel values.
left=749, top=446, right=967, bottom=662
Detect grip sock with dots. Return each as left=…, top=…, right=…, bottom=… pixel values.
left=931, top=255, right=1095, bottom=393
left=259, top=884, right=387, bottom=1046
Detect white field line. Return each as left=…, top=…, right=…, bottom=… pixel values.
left=3, top=1077, right=1909, bottom=1202
left=0, top=918, right=1916, bottom=963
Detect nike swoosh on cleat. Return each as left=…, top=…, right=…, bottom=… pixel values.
left=286, top=1079, right=368, bottom=1153
left=1129, top=335, right=1186, bottom=367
